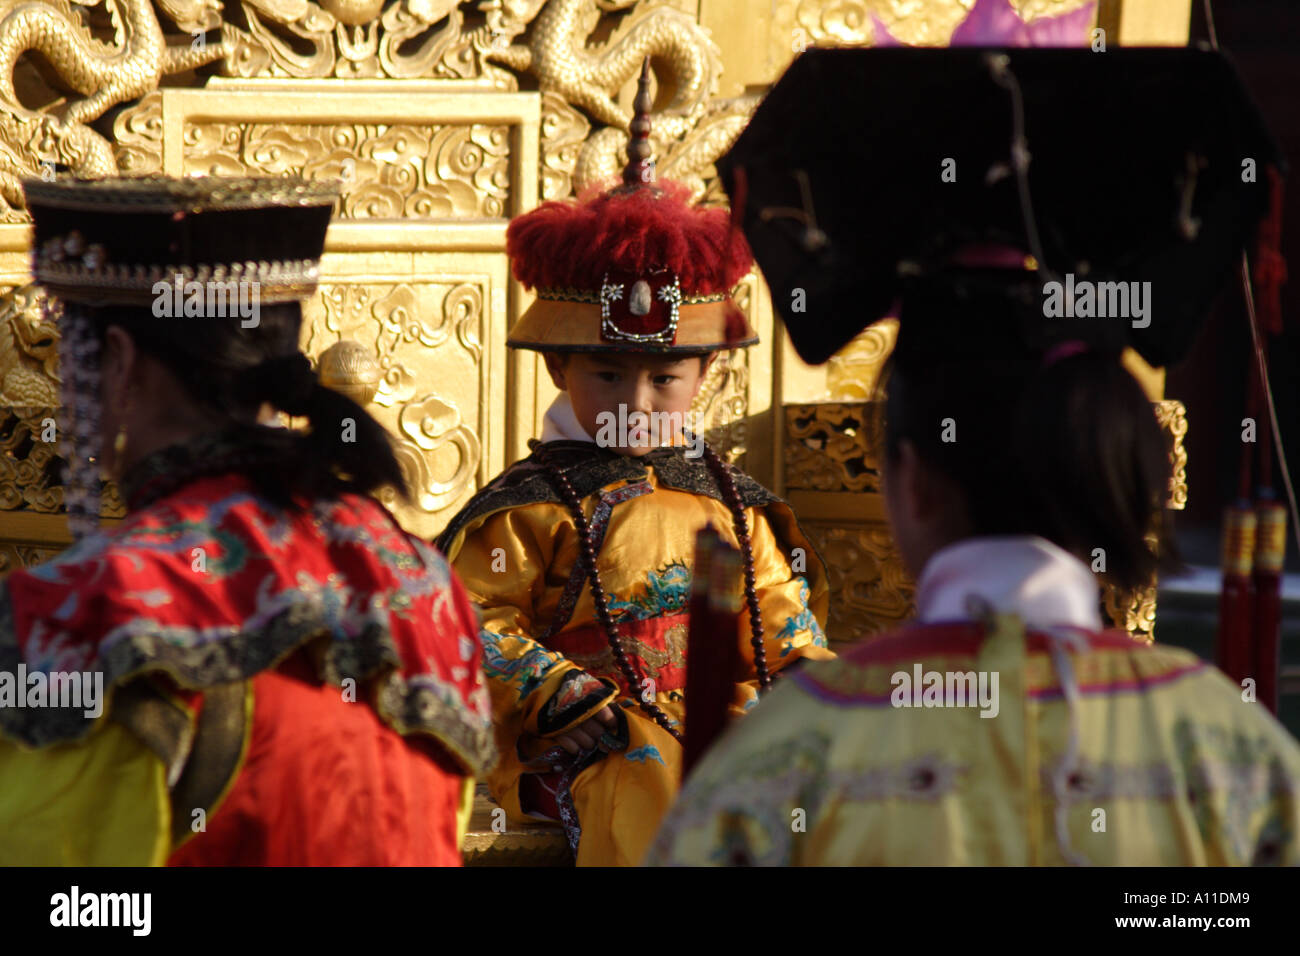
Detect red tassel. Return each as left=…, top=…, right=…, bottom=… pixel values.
left=1217, top=504, right=1256, bottom=686
left=1253, top=165, right=1288, bottom=336
left=1252, top=500, right=1287, bottom=714
left=683, top=526, right=743, bottom=778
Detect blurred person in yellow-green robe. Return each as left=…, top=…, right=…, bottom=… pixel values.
left=648, top=44, right=1300, bottom=866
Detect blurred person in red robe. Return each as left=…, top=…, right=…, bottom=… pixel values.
left=0, top=176, right=494, bottom=865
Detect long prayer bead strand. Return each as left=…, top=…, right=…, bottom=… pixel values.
left=545, top=460, right=683, bottom=741
left=700, top=441, right=772, bottom=691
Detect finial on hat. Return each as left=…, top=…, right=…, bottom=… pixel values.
left=622, top=58, right=655, bottom=189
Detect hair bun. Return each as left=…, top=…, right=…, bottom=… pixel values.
left=236, top=352, right=317, bottom=415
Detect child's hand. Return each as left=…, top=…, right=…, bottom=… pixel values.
left=551, top=706, right=617, bottom=755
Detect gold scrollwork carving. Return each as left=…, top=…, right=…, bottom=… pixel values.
left=540, top=90, right=589, bottom=201
left=689, top=277, right=754, bottom=465
left=386, top=392, right=481, bottom=513
left=1102, top=577, right=1157, bottom=645
left=826, top=318, right=897, bottom=401
left=306, top=278, right=485, bottom=524
left=1155, top=399, right=1187, bottom=510
left=182, top=120, right=510, bottom=218
left=1, top=407, right=62, bottom=512
left=112, top=90, right=164, bottom=176
left=0, top=541, right=63, bottom=573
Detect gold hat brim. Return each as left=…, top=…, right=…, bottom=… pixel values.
left=507, top=298, right=758, bottom=353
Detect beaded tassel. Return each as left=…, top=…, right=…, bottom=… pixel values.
left=55, top=302, right=103, bottom=541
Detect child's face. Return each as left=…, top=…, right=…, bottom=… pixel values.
left=545, top=352, right=712, bottom=457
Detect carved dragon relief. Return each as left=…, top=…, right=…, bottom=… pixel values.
left=0, top=0, right=224, bottom=214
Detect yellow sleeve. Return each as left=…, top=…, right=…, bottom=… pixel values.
left=454, top=776, right=476, bottom=850
left=0, top=722, right=171, bottom=866
left=446, top=503, right=615, bottom=739
left=732, top=506, right=835, bottom=712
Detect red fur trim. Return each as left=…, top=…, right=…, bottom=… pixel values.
left=506, top=180, right=752, bottom=295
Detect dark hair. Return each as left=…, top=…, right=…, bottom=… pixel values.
left=878, top=348, right=1181, bottom=593
left=86, top=301, right=406, bottom=508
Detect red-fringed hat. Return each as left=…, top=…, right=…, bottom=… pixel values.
left=506, top=61, right=757, bottom=354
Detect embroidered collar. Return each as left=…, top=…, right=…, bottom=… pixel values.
left=120, top=428, right=274, bottom=512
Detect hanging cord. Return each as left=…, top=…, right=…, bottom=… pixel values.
left=1202, top=0, right=1220, bottom=49
left=1043, top=627, right=1093, bottom=867
left=985, top=53, right=1060, bottom=288
left=1242, top=253, right=1300, bottom=557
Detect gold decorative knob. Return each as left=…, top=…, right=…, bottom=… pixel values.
left=318, top=0, right=385, bottom=26
left=318, top=340, right=381, bottom=407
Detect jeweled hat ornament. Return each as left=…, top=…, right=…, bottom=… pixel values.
left=505, top=59, right=757, bottom=354
left=23, top=175, right=339, bottom=539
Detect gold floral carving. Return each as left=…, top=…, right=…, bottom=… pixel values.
left=1102, top=577, right=1157, bottom=645
left=0, top=407, right=125, bottom=519
left=182, top=120, right=511, bottom=218
left=1155, top=399, right=1187, bottom=510
left=804, top=523, right=915, bottom=644
left=784, top=402, right=880, bottom=493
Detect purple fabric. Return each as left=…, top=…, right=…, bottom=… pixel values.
left=873, top=0, right=1096, bottom=47
left=1042, top=339, right=1090, bottom=367
left=950, top=243, right=1030, bottom=268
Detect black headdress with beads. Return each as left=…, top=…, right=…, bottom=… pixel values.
left=23, top=176, right=337, bottom=539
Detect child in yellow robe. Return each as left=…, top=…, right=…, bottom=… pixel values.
left=437, top=83, right=832, bottom=866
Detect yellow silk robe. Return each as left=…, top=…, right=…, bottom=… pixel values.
left=649, top=612, right=1300, bottom=866
left=439, top=440, right=832, bottom=865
